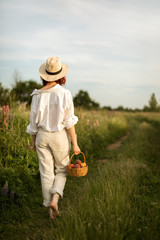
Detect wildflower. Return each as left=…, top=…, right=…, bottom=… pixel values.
left=2, top=105, right=9, bottom=130
left=94, top=123, right=97, bottom=128
left=86, top=119, right=90, bottom=126
left=2, top=105, right=5, bottom=113
left=96, top=120, right=99, bottom=127
left=6, top=105, right=9, bottom=113
left=93, top=120, right=99, bottom=128
left=10, top=191, right=14, bottom=199
left=2, top=181, right=8, bottom=196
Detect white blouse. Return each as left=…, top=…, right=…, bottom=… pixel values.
left=26, top=84, right=78, bottom=135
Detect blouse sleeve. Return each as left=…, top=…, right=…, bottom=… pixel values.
left=26, top=95, right=38, bottom=135
left=63, top=91, right=78, bottom=129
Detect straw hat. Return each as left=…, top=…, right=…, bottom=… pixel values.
left=39, top=56, right=69, bottom=82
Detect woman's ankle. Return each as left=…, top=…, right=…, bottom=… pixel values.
left=53, top=193, right=60, bottom=201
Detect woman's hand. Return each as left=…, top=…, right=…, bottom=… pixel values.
left=73, top=144, right=81, bottom=155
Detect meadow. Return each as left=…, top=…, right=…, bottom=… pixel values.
left=0, top=105, right=160, bottom=240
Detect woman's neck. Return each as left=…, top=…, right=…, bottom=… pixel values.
left=40, top=81, right=57, bottom=90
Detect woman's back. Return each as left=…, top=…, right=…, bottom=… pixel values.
left=27, top=84, right=78, bottom=134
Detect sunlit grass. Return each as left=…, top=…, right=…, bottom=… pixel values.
left=0, top=107, right=160, bottom=239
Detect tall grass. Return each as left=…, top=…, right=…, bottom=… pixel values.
left=0, top=106, right=128, bottom=217
left=40, top=114, right=160, bottom=240
left=0, top=107, right=160, bottom=239
left=76, top=109, right=128, bottom=159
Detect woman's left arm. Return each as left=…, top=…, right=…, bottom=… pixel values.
left=26, top=95, right=38, bottom=151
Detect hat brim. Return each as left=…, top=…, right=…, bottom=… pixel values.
left=39, top=62, right=69, bottom=82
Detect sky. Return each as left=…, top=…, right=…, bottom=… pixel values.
left=0, top=0, right=160, bottom=109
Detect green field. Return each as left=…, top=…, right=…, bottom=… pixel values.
left=0, top=106, right=160, bottom=240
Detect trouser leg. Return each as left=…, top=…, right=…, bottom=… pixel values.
left=49, top=151, right=69, bottom=197
left=36, top=128, right=70, bottom=206
left=36, top=141, right=55, bottom=207
left=49, top=129, right=70, bottom=198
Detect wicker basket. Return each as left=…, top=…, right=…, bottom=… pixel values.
left=67, top=152, right=88, bottom=177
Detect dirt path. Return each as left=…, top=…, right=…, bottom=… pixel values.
left=97, top=132, right=129, bottom=163
left=107, top=132, right=129, bottom=151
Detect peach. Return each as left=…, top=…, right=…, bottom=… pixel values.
left=75, top=160, right=81, bottom=166
left=74, top=164, right=80, bottom=168
left=69, top=164, right=74, bottom=168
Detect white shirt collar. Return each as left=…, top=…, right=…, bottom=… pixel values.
left=31, top=84, right=60, bottom=96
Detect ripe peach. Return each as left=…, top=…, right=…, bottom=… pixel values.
left=75, top=160, right=81, bottom=166
left=74, top=164, right=80, bottom=168
left=69, top=164, right=74, bottom=168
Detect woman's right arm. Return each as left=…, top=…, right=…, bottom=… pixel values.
left=63, top=90, right=80, bottom=154
left=67, top=125, right=81, bottom=155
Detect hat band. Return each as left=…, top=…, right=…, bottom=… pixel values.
left=46, top=67, right=62, bottom=75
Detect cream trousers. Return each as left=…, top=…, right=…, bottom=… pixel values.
left=36, top=128, right=70, bottom=207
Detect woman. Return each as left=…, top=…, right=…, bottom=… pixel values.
left=26, top=56, right=80, bottom=219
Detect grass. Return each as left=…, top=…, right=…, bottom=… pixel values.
left=0, top=108, right=160, bottom=239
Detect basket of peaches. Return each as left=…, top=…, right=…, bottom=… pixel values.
left=67, top=152, right=88, bottom=177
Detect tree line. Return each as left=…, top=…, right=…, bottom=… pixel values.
left=0, top=80, right=159, bottom=112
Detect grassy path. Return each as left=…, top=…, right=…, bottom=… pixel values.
left=1, top=114, right=160, bottom=240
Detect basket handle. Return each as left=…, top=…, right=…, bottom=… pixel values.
left=69, top=151, right=86, bottom=165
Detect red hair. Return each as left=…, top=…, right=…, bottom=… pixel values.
left=55, top=77, right=66, bottom=86
left=41, top=77, right=66, bottom=86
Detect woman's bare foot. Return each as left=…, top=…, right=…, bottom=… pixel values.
left=49, top=207, right=55, bottom=219
left=50, top=193, right=60, bottom=217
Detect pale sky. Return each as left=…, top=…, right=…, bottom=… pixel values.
left=0, top=0, right=160, bottom=108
